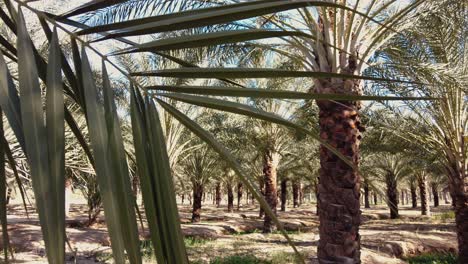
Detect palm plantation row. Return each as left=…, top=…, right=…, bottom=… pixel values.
left=0, top=0, right=466, bottom=263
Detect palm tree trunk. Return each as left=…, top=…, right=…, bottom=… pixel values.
left=258, top=176, right=265, bottom=218
left=181, top=193, right=185, bottom=205
left=215, top=182, right=221, bottom=208
left=386, top=177, right=399, bottom=219
left=447, top=166, right=468, bottom=264
left=418, top=174, right=430, bottom=216
left=191, top=182, right=203, bottom=223
left=410, top=181, right=417, bottom=208
left=237, top=182, right=243, bottom=211
left=315, top=79, right=364, bottom=263
left=262, top=149, right=279, bottom=233
left=400, top=189, right=405, bottom=206
left=292, top=180, right=300, bottom=208
left=431, top=183, right=439, bottom=207
left=364, top=181, right=370, bottom=209
left=443, top=189, right=450, bottom=204
left=280, top=179, right=287, bottom=212
left=314, top=180, right=319, bottom=215
left=373, top=192, right=378, bottom=206
left=227, top=182, right=234, bottom=213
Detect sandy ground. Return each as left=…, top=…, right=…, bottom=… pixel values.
left=0, top=193, right=457, bottom=264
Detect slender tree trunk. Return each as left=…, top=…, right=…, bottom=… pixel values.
left=410, top=181, right=417, bottom=208
left=364, top=181, right=370, bottom=209
left=237, top=182, right=243, bottom=211
left=316, top=78, right=364, bottom=263
left=191, top=182, right=204, bottom=223
left=292, top=180, right=300, bottom=208
left=262, top=149, right=279, bottom=233
left=443, top=189, right=450, bottom=204
left=400, top=189, right=405, bottom=206
left=314, top=180, right=319, bottom=216
left=65, top=178, right=72, bottom=218
left=373, top=192, right=377, bottom=206
left=431, top=183, right=439, bottom=207
left=227, top=182, right=234, bottom=213
left=280, top=179, right=287, bottom=212
left=215, top=182, right=221, bottom=208
left=181, top=193, right=185, bottom=205
left=418, top=174, right=430, bottom=216
left=6, top=188, right=12, bottom=205
left=259, top=177, right=265, bottom=218
left=299, top=182, right=304, bottom=205
left=386, top=176, right=399, bottom=219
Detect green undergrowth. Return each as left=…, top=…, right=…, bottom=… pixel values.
left=406, top=253, right=457, bottom=264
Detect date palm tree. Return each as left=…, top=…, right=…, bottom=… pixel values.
left=369, top=1, right=468, bottom=261
left=0, top=0, right=443, bottom=263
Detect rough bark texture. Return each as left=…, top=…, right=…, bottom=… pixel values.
left=280, top=179, right=287, bottom=212
left=410, top=181, right=417, bottom=208
left=259, top=177, right=265, bottom=217
left=431, top=183, right=439, bottom=207
left=314, top=180, right=320, bottom=216
left=447, top=166, right=468, bottom=264
left=191, top=182, right=204, bottom=223
left=292, top=180, right=301, bottom=208
left=363, top=181, right=370, bottom=209
left=237, top=182, right=243, bottom=211
left=215, top=182, right=221, bottom=208
left=263, top=149, right=279, bottom=233
left=386, top=177, right=399, bottom=219
left=227, top=182, right=234, bottom=213
left=316, top=83, right=363, bottom=263
left=418, top=175, right=430, bottom=216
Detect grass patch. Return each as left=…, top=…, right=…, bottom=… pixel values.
left=433, top=211, right=455, bottom=222
left=209, top=255, right=269, bottom=264
left=406, top=253, right=457, bottom=264
left=184, top=236, right=213, bottom=247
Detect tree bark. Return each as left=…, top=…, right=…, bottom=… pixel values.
left=418, top=174, right=430, bottom=216
left=280, top=179, right=287, bottom=212
left=237, top=182, right=243, bottom=211
left=443, top=189, right=450, bottom=204
left=431, top=183, right=439, bottom=207
left=363, top=181, right=370, bottom=209
left=410, top=181, right=417, bottom=208
left=262, top=149, right=279, bottom=233
left=386, top=176, right=399, bottom=219
left=259, top=177, right=265, bottom=218
left=227, top=182, right=234, bottom=213
left=400, top=189, right=405, bottom=206
left=191, top=182, right=203, bottom=223
left=314, top=180, right=319, bottom=215
left=373, top=192, right=377, bottom=206
left=181, top=193, right=185, bottom=205
left=215, top=182, right=221, bottom=208
left=316, top=82, right=364, bottom=263
left=446, top=165, right=468, bottom=264
left=292, top=180, right=300, bottom=208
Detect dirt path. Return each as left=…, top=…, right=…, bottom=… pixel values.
left=1, top=198, right=457, bottom=263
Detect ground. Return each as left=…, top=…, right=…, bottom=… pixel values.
left=0, top=193, right=457, bottom=263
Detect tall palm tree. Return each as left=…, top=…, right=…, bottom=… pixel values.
left=0, top=0, right=441, bottom=263
left=369, top=1, right=467, bottom=260
left=367, top=154, right=412, bottom=219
